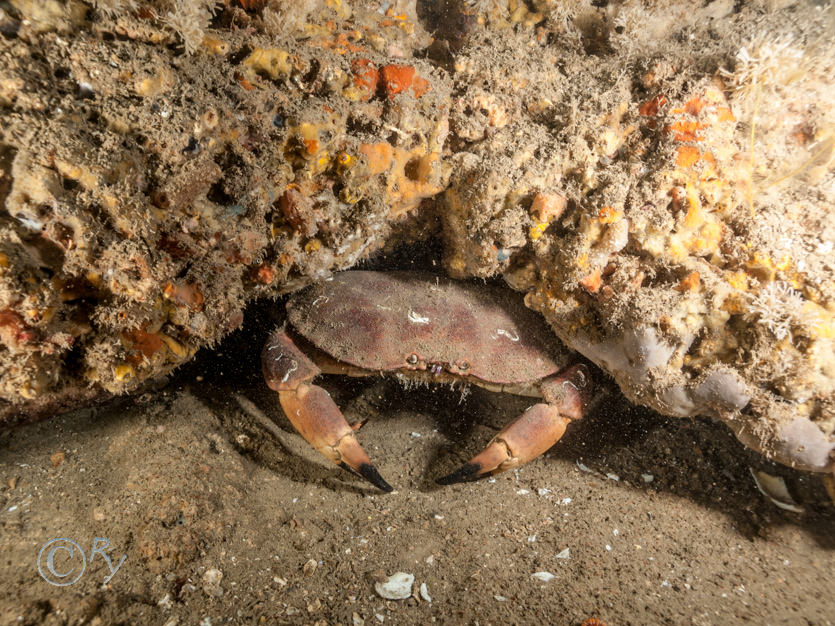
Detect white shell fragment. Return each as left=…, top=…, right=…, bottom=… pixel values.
left=201, top=568, right=223, bottom=597
left=375, top=572, right=414, bottom=600
left=749, top=469, right=804, bottom=513
left=531, top=571, right=555, bottom=582
left=496, top=328, right=520, bottom=341
left=419, top=582, right=432, bottom=603
left=407, top=310, right=430, bottom=324
left=556, top=548, right=570, bottom=559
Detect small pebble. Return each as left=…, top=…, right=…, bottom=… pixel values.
left=419, top=582, right=431, bottom=602
left=531, top=571, right=555, bottom=582
left=641, top=473, right=654, bottom=483
left=375, top=572, right=414, bottom=600
left=201, top=568, right=223, bottom=597
left=77, top=81, right=95, bottom=98
left=494, top=595, right=507, bottom=602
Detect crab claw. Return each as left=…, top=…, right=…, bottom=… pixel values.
left=436, top=364, right=591, bottom=484
left=436, top=403, right=571, bottom=484
left=279, top=383, right=393, bottom=492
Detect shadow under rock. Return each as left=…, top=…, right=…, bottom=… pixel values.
left=548, top=388, right=835, bottom=548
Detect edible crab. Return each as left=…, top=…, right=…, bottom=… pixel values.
left=262, top=271, right=593, bottom=492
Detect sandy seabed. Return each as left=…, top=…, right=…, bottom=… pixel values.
left=2, top=312, right=834, bottom=625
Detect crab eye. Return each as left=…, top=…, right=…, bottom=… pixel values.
left=406, top=353, right=419, bottom=365
left=457, top=360, right=469, bottom=371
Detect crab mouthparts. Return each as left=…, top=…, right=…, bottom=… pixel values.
left=430, top=363, right=444, bottom=376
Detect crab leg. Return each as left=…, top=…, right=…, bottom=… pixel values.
left=436, top=364, right=592, bottom=484
left=263, top=328, right=393, bottom=492
left=278, top=384, right=392, bottom=492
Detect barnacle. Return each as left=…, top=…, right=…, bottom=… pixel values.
left=465, top=0, right=508, bottom=15
left=90, top=0, right=139, bottom=17
left=163, top=0, right=218, bottom=55
left=262, top=0, right=319, bottom=38
left=86, top=0, right=223, bottom=55
left=745, top=281, right=803, bottom=341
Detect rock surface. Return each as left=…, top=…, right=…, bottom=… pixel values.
left=0, top=0, right=832, bottom=471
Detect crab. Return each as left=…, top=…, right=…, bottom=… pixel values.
left=262, top=270, right=593, bottom=492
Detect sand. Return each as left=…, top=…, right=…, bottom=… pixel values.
left=2, top=305, right=834, bottom=625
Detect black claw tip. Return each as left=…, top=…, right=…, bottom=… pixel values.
left=435, top=462, right=483, bottom=485
left=356, top=463, right=394, bottom=492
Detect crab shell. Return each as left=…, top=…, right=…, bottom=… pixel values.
left=286, top=271, right=573, bottom=390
